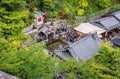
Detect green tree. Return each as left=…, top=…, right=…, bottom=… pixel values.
left=0, top=0, right=34, bottom=49
left=34, top=0, right=57, bottom=11
left=0, top=40, right=58, bottom=79
left=54, top=42, right=120, bottom=79
left=78, top=42, right=120, bottom=79
left=48, top=10, right=59, bottom=18
left=63, top=7, right=71, bottom=18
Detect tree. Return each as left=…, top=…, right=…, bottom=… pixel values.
left=0, top=40, right=59, bottom=79
left=78, top=42, right=120, bottom=79
left=0, top=1, right=57, bottom=79
left=63, top=7, right=73, bottom=19
left=0, top=0, right=34, bottom=49
left=53, top=42, right=120, bottom=79
left=48, top=10, right=59, bottom=18
left=77, top=0, right=88, bottom=16
left=34, top=0, right=57, bottom=11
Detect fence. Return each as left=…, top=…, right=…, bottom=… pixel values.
left=75, top=5, right=120, bottom=23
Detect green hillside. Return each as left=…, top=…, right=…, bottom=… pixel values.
left=34, top=0, right=120, bottom=17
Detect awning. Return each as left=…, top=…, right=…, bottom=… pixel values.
left=74, top=23, right=106, bottom=34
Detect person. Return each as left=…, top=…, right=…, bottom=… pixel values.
left=98, top=34, right=106, bottom=42
left=55, top=74, right=59, bottom=79
left=59, top=74, right=63, bottom=79
left=105, top=33, right=109, bottom=40
left=98, top=34, right=102, bottom=39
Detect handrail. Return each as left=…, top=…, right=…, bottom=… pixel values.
left=75, top=5, right=120, bottom=23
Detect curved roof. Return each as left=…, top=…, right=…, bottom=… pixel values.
left=68, top=33, right=101, bottom=60
left=91, top=11, right=120, bottom=31
left=74, top=23, right=106, bottom=34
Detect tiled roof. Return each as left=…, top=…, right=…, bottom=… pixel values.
left=0, top=71, right=19, bottom=79
left=68, top=33, right=101, bottom=60
left=54, top=33, right=101, bottom=61
left=91, top=10, right=120, bottom=31
left=112, top=11, right=120, bottom=20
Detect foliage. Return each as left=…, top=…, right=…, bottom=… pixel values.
left=109, top=6, right=120, bottom=13
left=77, top=9, right=85, bottom=16
left=63, top=7, right=71, bottom=18
left=0, top=0, right=34, bottom=49
left=32, top=0, right=120, bottom=23
left=0, top=0, right=57, bottom=79
left=118, top=26, right=120, bottom=30
left=78, top=0, right=88, bottom=8
left=78, top=42, right=120, bottom=79
left=96, top=0, right=112, bottom=9
left=0, top=40, right=59, bottom=79
left=0, top=0, right=30, bottom=52
left=51, top=42, right=120, bottom=79
left=34, top=0, right=57, bottom=11
left=48, top=10, right=59, bottom=18
left=64, top=8, right=70, bottom=15
left=43, top=0, right=57, bottom=10
left=1, top=0, right=26, bottom=11
left=0, top=38, right=9, bottom=53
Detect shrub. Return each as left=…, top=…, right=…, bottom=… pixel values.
left=96, top=0, right=112, bottom=9
left=48, top=10, right=59, bottom=18
left=64, top=7, right=70, bottom=15
left=78, top=0, right=88, bottom=8
left=77, top=9, right=85, bottom=16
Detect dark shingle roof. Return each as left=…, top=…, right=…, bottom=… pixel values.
left=68, top=33, right=101, bottom=60
left=54, top=33, right=101, bottom=61
left=91, top=16, right=120, bottom=30
left=112, top=11, right=120, bottom=20
left=91, top=10, right=120, bottom=31
left=0, top=71, right=19, bottom=79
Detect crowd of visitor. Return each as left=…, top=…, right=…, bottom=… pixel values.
left=65, top=30, right=80, bottom=42
left=55, top=74, right=64, bottom=79
left=36, top=26, right=80, bottom=44
left=98, top=28, right=120, bottom=42
left=55, top=27, right=80, bottom=43
left=55, top=27, right=68, bottom=34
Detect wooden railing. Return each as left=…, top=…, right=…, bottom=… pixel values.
left=75, top=5, right=120, bottom=23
